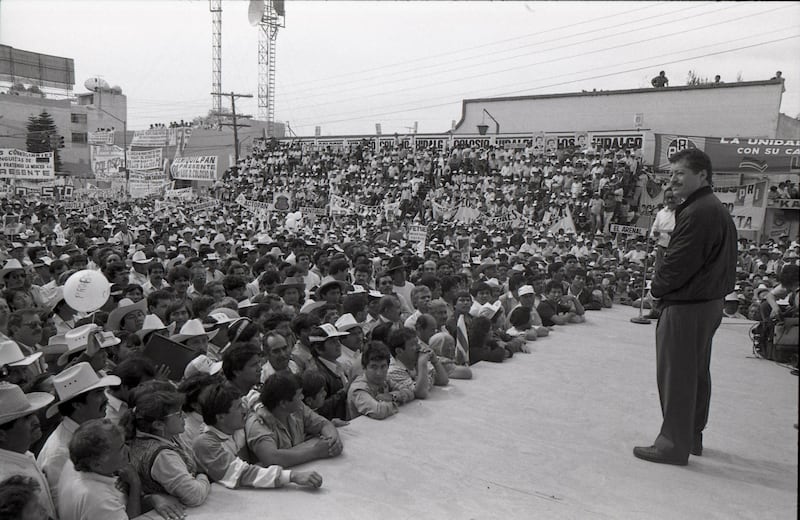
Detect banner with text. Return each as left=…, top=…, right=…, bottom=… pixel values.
left=170, top=156, right=217, bottom=181
left=654, top=134, right=800, bottom=173
left=128, top=148, right=162, bottom=171
left=90, top=145, right=125, bottom=179
left=132, top=128, right=169, bottom=147
left=0, top=149, right=55, bottom=179
left=88, top=130, right=115, bottom=146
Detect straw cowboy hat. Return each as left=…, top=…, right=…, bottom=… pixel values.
left=46, top=362, right=121, bottom=418
left=106, top=298, right=148, bottom=331
left=0, top=259, right=25, bottom=279
left=134, top=314, right=175, bottom=342
left=0, top=340, right=42, bottom=367
left=298, top=299, right=327, bottom=315
left=316, top=276, right=348, bottom=299
left=0, top=382, right=54, bottom=426
left=275, top=276, right=306, bottom=296
left=170, top=319, right=219, bottom=343
left=57, top=324, right=121, bottom=367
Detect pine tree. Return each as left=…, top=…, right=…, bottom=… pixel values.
left=25, top=110, right=62, bottom=172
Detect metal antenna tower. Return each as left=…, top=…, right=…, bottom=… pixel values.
left=250, top=0, right=284, bottom=137
left=209, top=0, right=223, bottom=125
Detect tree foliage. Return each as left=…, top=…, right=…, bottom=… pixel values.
left=25, top=111, right=62, bottom=172
left=686, top=70, right=712, bottom=86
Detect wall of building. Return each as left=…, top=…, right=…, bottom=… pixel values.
left=776, top=113, right=800, bottom=139
left=454, top=80, right=785, bottom=138
left=0, top=89, right=128, bottom=175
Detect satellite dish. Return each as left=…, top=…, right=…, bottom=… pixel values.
left=247, top=0, right=265, bottom=26
left=84, top=77, right=110, bottom=92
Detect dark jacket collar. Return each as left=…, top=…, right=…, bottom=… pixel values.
left=676, top=185, right=713, bottom=217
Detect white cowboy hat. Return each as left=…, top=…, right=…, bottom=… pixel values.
left=134, top=314, right=175, bottom=341
left=131, top=251, right=152, bottom=264
left=308, top=323, right=349, bottom=343
left=57, top=324, right=121, bottom=366
left=0, top=259, right=25, bottom=279
left=46, top=362, right=121, bottom=418
left=334, top=313, right=361, bottom=332
left=170, top=319, right=219, bottom=343
left=0, top=382, right=54, bottom=426
left=106, top=298, right=148, bottom=331
left=0, top=340, right=42, bottom=367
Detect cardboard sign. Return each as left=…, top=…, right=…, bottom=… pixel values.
left=609, top=224, right=648, bottom=237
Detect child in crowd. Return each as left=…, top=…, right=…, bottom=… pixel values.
left=346, top=341, right=402, bottom=420
left=506, top=306, right=538, bottom=347
left=192, top=382, right=323, bottom=490
left=301, top=370, right=348, bottom=427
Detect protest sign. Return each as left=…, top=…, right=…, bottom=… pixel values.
left=91, top=145, right=125, bottom=178
left=610, top=224, right=648, bottom=237
left=88, top=130, right=115, bottom=146
left=128, top=148, right=162, bottom=171
left=170, top=156, right=218, bottom=180
left=408, top=224, right=428, bottom=243
left=132, top=127, right=168, bottom=147
left=0, top=149, right=55, bottom=179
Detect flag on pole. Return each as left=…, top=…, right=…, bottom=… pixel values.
left=455, top=315, right=470, bottom=366
left=548, top=207, right=576, bottom=234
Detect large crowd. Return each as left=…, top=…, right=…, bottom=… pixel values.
left=0, top=136, right=797, bottom=520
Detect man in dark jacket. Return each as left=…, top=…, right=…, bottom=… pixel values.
left=633, top=148, right=737, bottom=466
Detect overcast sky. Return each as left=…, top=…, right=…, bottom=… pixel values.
left=2, top=1, right=799, bottom=135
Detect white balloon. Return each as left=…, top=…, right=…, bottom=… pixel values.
left=63, top=270, right=111, bottom=313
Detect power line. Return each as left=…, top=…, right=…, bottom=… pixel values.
left=281, top=2, right=788, bottom=108
left=290, top=34, right=800, bottom=128
left=281, top=2, right=717, bottom=99
left=287, top=27, right=798, bottom=125
left=282, top=3, right=661, bottom=88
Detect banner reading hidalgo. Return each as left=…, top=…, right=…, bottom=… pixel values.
left=653, top=134, right=800, bottom=173
left=128, top=148, right=162, bottom=171
left=132, top=128, right=168, bottom=147
left=0, top=149, right=55, bottom=179
left=170, top=156, right=217, bottom=181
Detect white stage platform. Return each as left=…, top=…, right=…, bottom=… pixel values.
left=144, top=306, right=798, bottom=520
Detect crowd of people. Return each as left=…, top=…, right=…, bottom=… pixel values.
left=0, top=136, right=797, bottom=519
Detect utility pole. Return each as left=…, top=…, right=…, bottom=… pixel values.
left=211, top=92, right=252, bottom=171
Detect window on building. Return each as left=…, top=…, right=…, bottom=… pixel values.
left=71, top=132, right=88, bottom=144
left=70, top=113, right=88, bottom=124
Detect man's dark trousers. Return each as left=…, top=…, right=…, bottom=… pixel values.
left=654, top=299, right=723, bottom=459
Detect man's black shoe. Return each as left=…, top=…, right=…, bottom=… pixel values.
left=633, top=445, right=688, bottom=466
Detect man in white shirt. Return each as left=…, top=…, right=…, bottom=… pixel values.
left=650, top=190, right=677, bottom=270
left=37, top=362, right=120, bottom=502
left=0, top=383, right=57, bottom=519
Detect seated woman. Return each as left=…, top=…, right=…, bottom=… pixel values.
left=245, top=372, right=343, bottom=468
left=126, top=386, right=211, bottom=507
left=192, top=382, right=322, bottom=490
left=346, top=341, right=401, bottom=420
